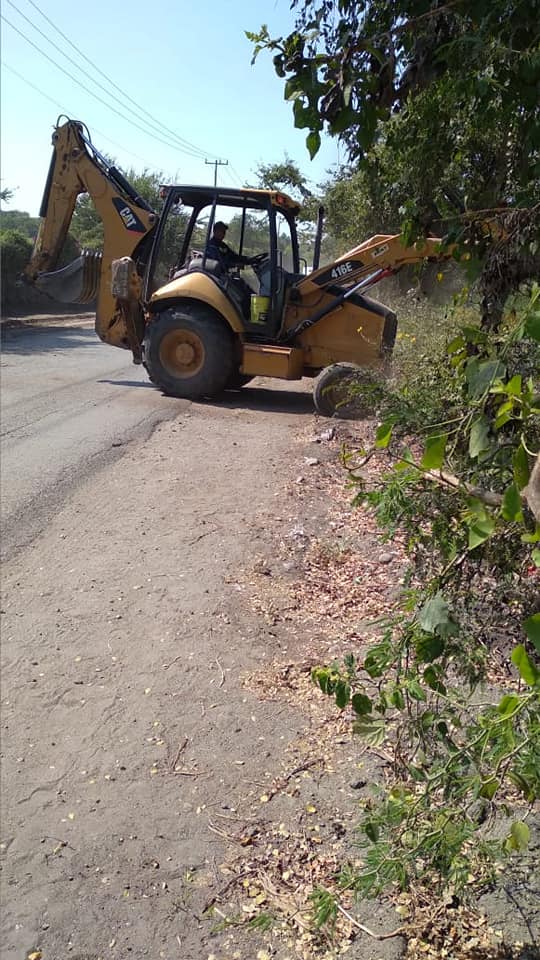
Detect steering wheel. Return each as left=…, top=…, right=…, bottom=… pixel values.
left=249, top=252, right=268, bottom=266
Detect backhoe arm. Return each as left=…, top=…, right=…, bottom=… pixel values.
left=306, top=233, right=456, bottom=294
left=27, top=119, right=158, bottom=356
left=284, top=233, right=460, bottom=342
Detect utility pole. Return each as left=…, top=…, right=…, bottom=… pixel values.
left=205, top=158, right=228, bottom=187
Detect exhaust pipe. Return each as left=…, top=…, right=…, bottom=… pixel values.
left=34, top=250, right=102, bottom=303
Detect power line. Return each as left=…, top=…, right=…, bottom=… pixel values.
left=4, top=0, right=213, bottom=161
left=2, top=15, right=216, bottom=160
left=4, top=4, right=215, bottom=161
left=229, top=164, right=246, bottom=188
left=22, top=0, right=220, bottom=162
left=2, top=61, right=167, bottom=173
left=221, top=166, right=238, bottom=189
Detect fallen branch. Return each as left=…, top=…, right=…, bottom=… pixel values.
left=336, top=902, right=405, bottom=940
left=168, top=737, right=188, bottom=773
left=215, top=658, right=225, bottom=688
left=427, top=468, right=502, bottom=507
left=265, top=757, right=322, bottom=801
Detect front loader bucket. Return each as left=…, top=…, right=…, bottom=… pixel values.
left=34, top=250, right=102, bottom=303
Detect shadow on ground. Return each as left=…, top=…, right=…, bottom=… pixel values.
left=219, top=385, right=315, bottom=415
left=98, top=379, right=316, bottom=415
left=1, top=325, right=98, bottom=356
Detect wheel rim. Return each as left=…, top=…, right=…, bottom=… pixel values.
left=159, top=329, right=205, bottom=379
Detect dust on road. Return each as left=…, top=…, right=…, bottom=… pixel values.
left=0, top=386, right=326, bottom=960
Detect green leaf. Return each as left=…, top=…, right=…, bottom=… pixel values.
left=352, top=717, right=386, bottom=746
left=466, top=359, right=506, bottom=399
left=284, top=76, right=305, bottom=101
left=506, top=821, right=530, bottom=852
left=501, top=483, right=524, bottom=522
left=312, top=667, right=334, bottom=695
left=329, top=105, right=359, bottom=136
left=407, top=678, right=426, bottom=701
left=525, top=310, right=540, bottom=342
left=494, top=400, right=515, bottom=430
left=468, top=513, right=496, bottom=550
left=447, top=335, right=465, bottom=355
left=364, top=642, right=393, bottom=678
left=375, top=420, right=394, bottom=449
left=390, top=686, right=405, bottom=710
left=415, top=632, right=445, bottom=662
left=364, top=820, right=380, bottom=843
left=343, top=652, right=356, bottom=674
left=522, top=525, right=540, bottom=544
left=479, top=777, right=499, bottom=800
left=306, top=130, right=321, bottom=159
left=334, top=680, right=351, bottom=709
left=505, top=375, right=523, bottom=397
left=423, top=666, right=447, bottom=694
left=421, top=433, right=448, bottom=471
left=523, top=613, right=540, bottom=653
left=513, top=445, right=530, bottom=490
left=498, top=693, right=520, bottom=716
left=418, top=592, right=454, bottom=635
left=461, top=325, right=489, bottom=346
left=351, top=692, right=372, bottom=715
left=469, top=416, right=491, bottom=459
left=511, top=644, right=539, bottom=685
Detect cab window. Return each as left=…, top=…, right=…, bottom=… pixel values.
left=152, top=200, right=193, bottom=287
left=275, top=210, right=296, bottom=272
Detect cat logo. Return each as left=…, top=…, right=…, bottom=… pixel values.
left=371, top=243, right=389, bottom=259
left=112, top=197, right=146, bottom=233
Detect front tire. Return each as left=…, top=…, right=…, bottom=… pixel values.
left=143, top=306, right=235, bottom=399
left=313, top=363, right=377, bottom=419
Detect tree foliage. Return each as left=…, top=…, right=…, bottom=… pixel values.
left=0, top=229, right=33, bottom=308
left=249, top=0, right=539, bottom=199
left=255, top=154, right=313, bottom=201
left=0, top=209, right=40, bottom=239
left=253, top=154, right=320, bottom=222
left=246, top=3, right=540, bottom=918
left=249, top=0, right=540, bottom=323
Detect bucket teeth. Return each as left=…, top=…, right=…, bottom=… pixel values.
left=34, top=250, right=102, bottom=303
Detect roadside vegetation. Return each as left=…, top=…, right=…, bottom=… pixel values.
left=244, top=0, right=540, bottom=948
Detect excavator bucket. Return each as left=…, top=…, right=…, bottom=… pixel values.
left=34, top=250, right=102, bottom=304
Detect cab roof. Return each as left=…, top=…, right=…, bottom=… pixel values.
left=160, top=184, right=300, bottom=215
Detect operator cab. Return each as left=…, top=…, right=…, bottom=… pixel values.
left=146, top=186, right=301, bottom=340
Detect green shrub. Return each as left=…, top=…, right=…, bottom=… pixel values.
left=0, top=228, right=33, bottom=310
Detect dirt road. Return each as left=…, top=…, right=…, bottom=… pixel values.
left=0, top=318, right=330, bottom=959
left=2, top=319, right=537, bottom=960
left=1, top=319, right=188, bottom=561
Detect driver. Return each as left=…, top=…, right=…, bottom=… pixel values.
left=205, top=221, right=264, bottom=271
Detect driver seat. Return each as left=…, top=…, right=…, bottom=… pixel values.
left=172, top=257, right=224, bottom=280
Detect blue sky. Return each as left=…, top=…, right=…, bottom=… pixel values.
left=1, top=0, right=341, bottom=215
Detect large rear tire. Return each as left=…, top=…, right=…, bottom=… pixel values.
left=143, top=306, right=235, bottom=399
left=313, top=363, right=378, bottom=419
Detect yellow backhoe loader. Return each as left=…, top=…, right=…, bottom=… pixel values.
left=27, top=118, right=457, bottom=416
